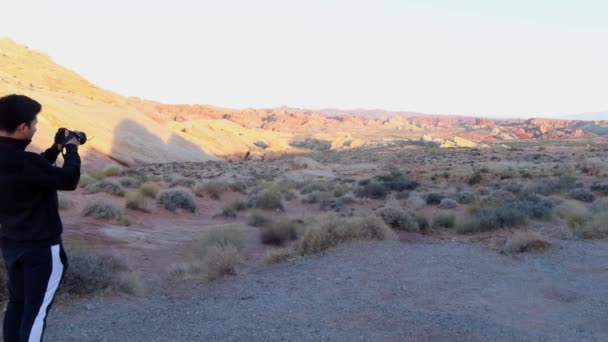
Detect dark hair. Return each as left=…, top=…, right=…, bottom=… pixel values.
left=0, top=94, right=42, bottom=133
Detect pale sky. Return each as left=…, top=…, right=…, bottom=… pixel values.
left=1, top=0, right=607, bottom=118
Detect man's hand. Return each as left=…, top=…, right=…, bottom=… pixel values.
left=65, top=135, right=80, bottom=147
left=57, top=130, right=80, bottom=149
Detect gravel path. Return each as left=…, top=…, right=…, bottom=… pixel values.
left=41, top=239, right=608, bottom=341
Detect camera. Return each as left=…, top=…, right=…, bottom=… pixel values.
left=54, top=128, right=87, bottom=148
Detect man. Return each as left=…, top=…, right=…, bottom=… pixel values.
left=0, top=94, right=80, bottom=342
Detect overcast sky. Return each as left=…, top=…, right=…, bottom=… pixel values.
left=1, top=0, right=607, bottom=118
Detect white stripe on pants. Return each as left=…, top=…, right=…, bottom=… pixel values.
left=28, top=244, right=64, bottom=342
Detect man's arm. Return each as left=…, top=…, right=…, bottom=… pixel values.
left=24, top=144, right=81, bottom=190
left=40, top=145, right=60, bottom=165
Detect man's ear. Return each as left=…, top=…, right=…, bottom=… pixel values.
left=15, top=122, right=29, bottom=134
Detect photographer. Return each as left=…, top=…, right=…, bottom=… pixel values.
left=0, top=94, right=81, bottom=342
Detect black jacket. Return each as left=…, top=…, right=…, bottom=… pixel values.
left=0, top=136, right=80, bottom=247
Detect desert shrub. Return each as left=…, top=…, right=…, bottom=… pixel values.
left=248, top=187, right=284, bottom=211
left=83, top=180, right=126, bottom=197
left=199, top=182, right=228, bottom=199
left=196, top=226, right=246, bottom=253
left=455, top=191, right=476, bottom=204
left=502, top=231, right=551, bottom=254
left=78, top=174, right=97, bottom=188
left=220, top=200, right=248, bottom=218
left=229, top=181, right=248, bottom=194
left=503, top=183, right=524, bottom=195
left=590, top=183, right=608, bottom=194
left=319, top=196, right=354, bottom=211
left=102, top=165, right=122, bottom=177
left=569, top=188, right=595, bottom=203
left=468, top=171, right=483, bottom=185
left=426, top=193, right=444, bottom=205
left=125, top=191, right=151, bottom=212
left=260, top=219, right=298, bottom=245
left=354, top=181, right=390, bottom=199
left=591, top=197, right=608, bottom=214
left=556, top=201, right=590, bottom=228
left=57, top=192, right=71, bottom=210
left=579, top=158, right=608, bottom=176
left=157, top=188, right=197, bottom=213
left=82, top=200, right=123, bottom=220
left=474, top=196, right=553, bottom=231
left=303, top=191, right=332, bottom=204
left=171, top=225, right=245, bottom=281
left=247, top=211, right=272, bottom=227
left=569, top=213, right=608, bottom=239
left=455, top=218, right=482, bottom=234
left=59, top=247, right=141, bottom=296
left=168, top=174, right=196, bottom=189
left=432, top=213, right=455, bottom=229
left=527, top=176, right=578, bottom=196
left=118, top=176, right=143, bottom=189
left=488, top=189, right=516, bottom=204
left=333, top=184, right=351, bottom=197
left=407, top=195, right=426, bottom=209
left=87, top=169, right=108, bottom=180
left=415, top=213, right=430, bottom=231
left=296, top=216, right=396, bottom=255
left=375, top=208, right=418, bottom=232
left=374, top=171, right=419, bottom=191
left=300, top=182, right=329, bottom=194
left=120, top=169, right=147, bottom=182
left=139, top=182, right=160, bottom=198
left=204, top=245, right=242, bottom=280
left=438, top=198, right=458, bottom=209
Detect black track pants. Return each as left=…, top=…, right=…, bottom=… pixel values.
left=1, top=244, right=68, bottom=342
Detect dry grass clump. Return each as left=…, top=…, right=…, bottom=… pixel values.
left=157, top=187, right=197, bottom=213
left=139, top=182, right=160, bottom=198
left=260, top=219, right=299, bottom=246
left=193, top=181, right=228, bottom=199
left=125, top=191, right=151, bottom=213
left=247, top=211, right=272, bottom=227
left=59, top=246, right=142, bottom=297
left=579, top=157, right=608, bottom=176
left=118, top=176, right=143, bottom=189
left=296, top=216, right=397, bottom=256
left=556, top=201, right=590, bottom=228
left=87, top=169, right=108, bottom=180
left=569, top=188, right=595, bottom=203
left=432, top=213, right=455, bottom=229
left=78, top=174, right=97, bottom=188
left=169, top=226, right=245, bottom=281
left=425, top=193, right=444, bottom=205
left=168, top=174, right=196, bottom=188
left=119, top=169, right=148, bottom=182
left=333, top=184, right=351, bottom=197
left=220, top=199, right=248, bottom=218
left=438, top=198, right=458, bottom=209
left=57, top=192, right=71, bottom=210
left=407, top=195, right=427, bottom=209
left=248, top=187, right=284, bottom=211
left=82, top=200, right=123, bottom=220
left=83, top=180, right=126, bottom=197
left=502, top=230, right=551, bottom=254
left=102, top=165, right=122, bottom=177
left=302, top=191, right=333, bottom=204
left=569, top=213, right=608, bottom=239
left=455, top=191, right=476, bottom=204
left=375, top=208, right=419, bottom=232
